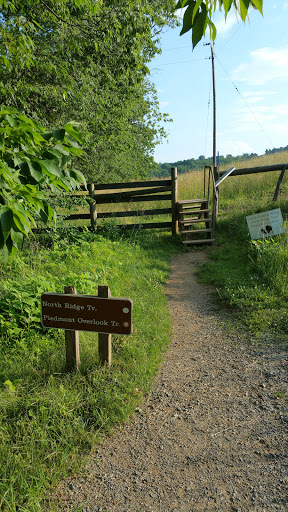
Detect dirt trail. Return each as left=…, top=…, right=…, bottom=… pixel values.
left=54, top=252, right=288, bottom=512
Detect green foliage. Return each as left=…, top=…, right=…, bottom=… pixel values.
left=175, top=0, right=263, bottom=47
left=0, top=106, right=85, bottom=257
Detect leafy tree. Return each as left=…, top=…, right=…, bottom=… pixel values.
left=0, top=106, right=85, bottom=257
left=0, top=0, right=177, bottom=182
left=175, top=0, right=263, bottom=48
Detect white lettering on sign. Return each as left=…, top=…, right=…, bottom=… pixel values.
left=42, top=301, right=62, bottom=308
left=43, top=315, right=75, bottom=323
left=64, top=302, right=84, bottom=311
left=78, top=318, right=109, bottom=326
left=87, top=304, right=97, bottom=311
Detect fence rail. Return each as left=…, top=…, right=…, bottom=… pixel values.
left=58, top=167, right=178, bottom=235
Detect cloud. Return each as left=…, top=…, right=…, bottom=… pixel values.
left=283, top=3, right=288, bottom=11
left=232, top=46, right=288, bottom=85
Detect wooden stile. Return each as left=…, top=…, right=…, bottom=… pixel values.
left=171, top=167, right=178, bottom=235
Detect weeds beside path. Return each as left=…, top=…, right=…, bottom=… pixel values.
left=53, top=251, right=288, bottom=512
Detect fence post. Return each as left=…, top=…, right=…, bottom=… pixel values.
left=273, top=164, right=287, bottom=201
left=64, top=286, right=80, bottom=371
left=98, top=285, right=112, bottom=367
left=171, top=167, right=178, bottom=235
left=88, top=183, right=97, bottom=230
left=213, top=166, right=220, bottom=213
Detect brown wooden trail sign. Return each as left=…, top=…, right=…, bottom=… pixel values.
left=41, top=286, right=132, bottom=370
left=41, top=292, right=132, bottom=334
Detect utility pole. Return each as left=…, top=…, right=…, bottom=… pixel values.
left=211, top=40, right=216, bottom=168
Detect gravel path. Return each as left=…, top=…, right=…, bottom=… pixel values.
left=54, top=252, right=288, bottom=512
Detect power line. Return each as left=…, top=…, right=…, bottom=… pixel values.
left=214, top=53, right=275, bottom=150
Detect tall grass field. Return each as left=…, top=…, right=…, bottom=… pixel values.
left=1, top=151, right=288, bottom=510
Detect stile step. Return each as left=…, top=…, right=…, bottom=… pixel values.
left=181, top=228, right=213, bottom=235
left=182, top=239, right=215, bottom=245
left=179, top=218, right=212, bottom=225
left=179, top=209, right=209, bottom=216
left=178, top=199, right=207, bottom=204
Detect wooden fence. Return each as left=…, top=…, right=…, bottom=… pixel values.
left=62, top=167, right=179, bottom=235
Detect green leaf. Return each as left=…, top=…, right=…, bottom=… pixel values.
left=192, top=7, right=208, bottom=48
left=180, top=2, right=194, bottom=36
left=10, top=229, right=24, bottom=250
left=4, top=380, right=15, bottom=392
left=239, top=0, right=249, bottom=21
left=64, top=123, right=85, bottom=144
left=192, top=0, right=204, bottom=23
left=52, top=129, right=66, bottom=141
left=222, top=0, right=233, bottom=18
left=5, top=114, right=18, bottom=128
left=41, top=131, right=53, bottom=141
left=41, top=159, right=63, bottom=178
left=0, top=207, right=13, bottom=241
left=251, top=0, right=263, bottom=14
left=207, top=18, right=217, bottom=43
left=28, top=160, right=44, bottom=183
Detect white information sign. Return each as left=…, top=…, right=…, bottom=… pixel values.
left=246, top=208, right=285, bottom=240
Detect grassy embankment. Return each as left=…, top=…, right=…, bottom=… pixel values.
left=1, top=151, right=288, bottom=510
left=179, top=151, right=288, bottom=346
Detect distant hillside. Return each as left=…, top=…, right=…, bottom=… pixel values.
left=154, top=144, right=288, bottom=177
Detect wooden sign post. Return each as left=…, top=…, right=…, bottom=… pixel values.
left=98, top=285, right=112, bottom=366
left=64, top=285, right=80, bottom=371
left=41, top=288, right=132, bottom=371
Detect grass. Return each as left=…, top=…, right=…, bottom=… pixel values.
left=178, top=152, right=288, bottom=346
left=0, top=228, right=180, bottom=511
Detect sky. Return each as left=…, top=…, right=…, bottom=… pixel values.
left=150, top=2, right=288, bottom=164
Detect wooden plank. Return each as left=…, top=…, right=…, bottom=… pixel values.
left=92, top=179, right=171, bottom=190
left=179, top=218, right=212, bottom=225
left=97, top=208, right=172, bottom=219
left=98, top=285, right=112, bottom=367
left=179, top=209, right=209, bottom=216
left=182, top=239, right=215, bottom=245
left=116, top=221, right=171, bottom=230
left=64, top=209, right=172, bottom=222
left=95, top=194, right=172, bottom=204
left=64, top=286, right=80, bottom=371
left=64, top=213, right=90, bottom=221
left=93, top=186, right=171, bottom=201
left=218, top=163, right=288, bottom=177
left=178, top=199, right=207, bottom=204
left=181, top=228, right=213, bottom=234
